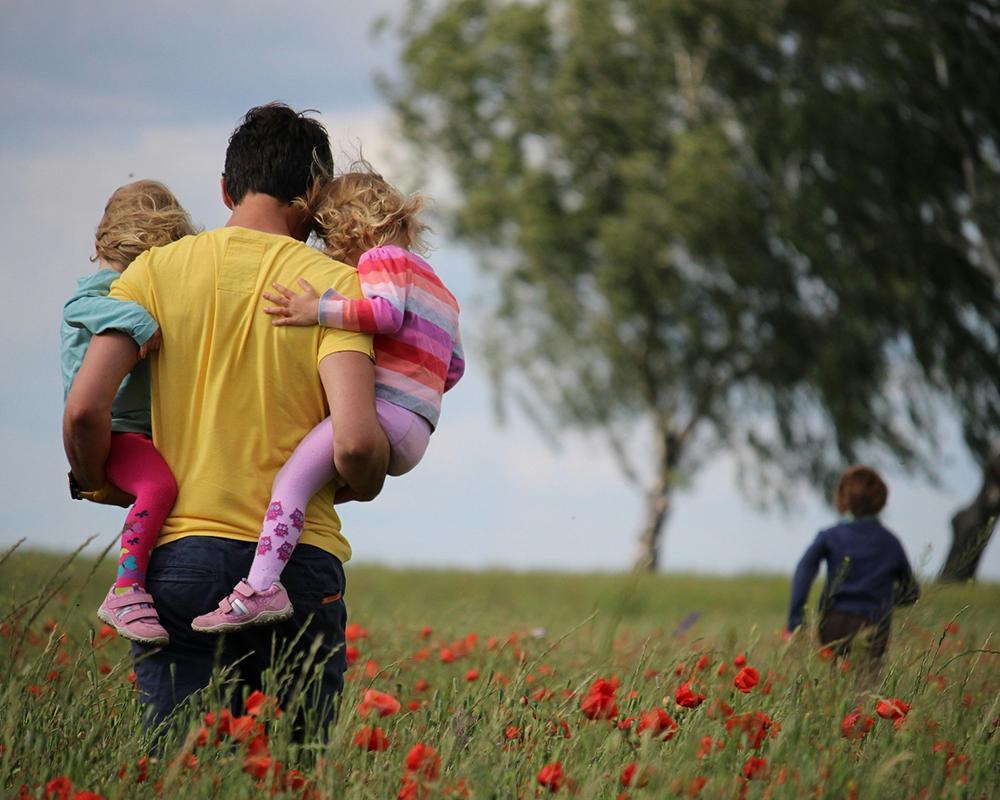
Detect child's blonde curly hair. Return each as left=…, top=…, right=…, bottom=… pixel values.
left=93, top=180, right=196, bottom=268
left=306, top=162, right=429, bottom=263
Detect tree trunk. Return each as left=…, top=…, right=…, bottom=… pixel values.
left=939, top=441, right=1000, bottom=582
left=632, top=431, right=681, bottom=572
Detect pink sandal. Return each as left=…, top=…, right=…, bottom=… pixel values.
left=97, top=586, right=169, bottom=645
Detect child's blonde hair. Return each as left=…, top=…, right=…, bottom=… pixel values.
left=308, top=162, right=429, bottom=262
left=93, top=180, right=196, bottom=267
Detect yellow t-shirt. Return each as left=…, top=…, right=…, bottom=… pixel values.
left=109, top=226, right=373, bottom=563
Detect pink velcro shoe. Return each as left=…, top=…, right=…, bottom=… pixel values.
left=191, top=580, right=293, bottom=634
left=97, top=585, right=169, bottom=646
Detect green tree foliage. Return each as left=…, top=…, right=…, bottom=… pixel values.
left=385, top=0, right=1000, bottom=570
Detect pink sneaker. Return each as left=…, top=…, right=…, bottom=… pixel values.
left=191, top=580, right=293, bottom=633
left=97, top=585, right=169, bottom=645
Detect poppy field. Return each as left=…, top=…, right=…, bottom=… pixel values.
left=1, top=546, right=998, bottom=799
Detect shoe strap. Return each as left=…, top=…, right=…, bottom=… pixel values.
left=116, top=605, right=160, bottom=624
left=234, top=580, right=255, bottom=598
left=106, top=590, right=154, bottom=609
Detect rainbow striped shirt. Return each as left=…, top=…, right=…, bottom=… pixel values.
left=318, top=245, right=464, bottom=428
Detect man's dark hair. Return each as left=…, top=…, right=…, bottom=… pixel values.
left=223, top=102, right=333, bottom=205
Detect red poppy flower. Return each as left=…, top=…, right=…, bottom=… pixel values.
left=242, top=747, right=275, bottom=780
left=636, top=709, right=678, bottom=740
left=537, top=762, right=565, bottom=792
left=620, top=763, right=651, bottom=788
left=346, top=645, right=359, bottom=666
left=733, top=667, right=760, bottom=693
left=398, top=777, right=426, bottom=800
left=706, top=699, right=734, bottom=719
left=875, top=698, right=910, bottom=721
left=696, top=736, right=723, bottom=758
left=695, top=654, right=710, bottom=671
left=733, top=653, right=747, bottom=667
left=743, top=756, right=768, bottom=780
left=228, top=714, right=262, bottom=743
left=44, top=777, right=73, bottom=800
left=405, top=743, right=441, bottom=781
left=245, top=689, right=282, bottom=718
left=675, top=682, right=705, bottom=708
left=358, top=689, right=401, bottom=718
left=725, top=712, right=773, bottom=749
left=420, top=625, right=433, bottom=638
left=840, top=711, right=874, bottom=740
left=465, top=668, right=480, bottom=682
left=353, top=725, right=390, bottom=751
left=345, top=623, right=368, bottom=641
left=581, top=677, right=619, bottom=720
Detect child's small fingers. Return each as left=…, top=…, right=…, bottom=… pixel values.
left=262, top=291, right=289, bottom=305
left=297, top=278, right=317, bottom=295
left=263, top=306, right=291, bottom=316
left=271, top=282, right=295, bottom=299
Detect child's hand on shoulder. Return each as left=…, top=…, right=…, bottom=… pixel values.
left=263, top=279, right=321, bottom=327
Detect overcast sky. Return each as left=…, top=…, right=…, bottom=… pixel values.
left=1, top=0, right=997, bottom=580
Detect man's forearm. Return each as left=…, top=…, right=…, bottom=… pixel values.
left=334, top=433, right=389, bottom=501
left=62, top=331, right=139, bottom=490
left=63, top=406, right=112, bottom=490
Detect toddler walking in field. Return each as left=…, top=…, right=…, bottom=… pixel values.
left=786, top=465, right=920, bottom=668
left=192, top=167, right=464, bottom=632
left=62, top=180, right=195, bottom=645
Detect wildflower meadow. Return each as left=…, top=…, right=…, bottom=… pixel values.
left=1, top=542, right=998, bottom=799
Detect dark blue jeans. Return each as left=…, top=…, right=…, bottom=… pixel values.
left=131, top=537, right=347, bottom=732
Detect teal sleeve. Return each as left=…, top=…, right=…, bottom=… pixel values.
left=62, top=293, right=158, bottom=346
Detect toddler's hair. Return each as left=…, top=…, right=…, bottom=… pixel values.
left=307, top=161, right=429, bottom=262
left=834, top=465, right=888, bottom=518
left=93, top=180, right=196, bottom=268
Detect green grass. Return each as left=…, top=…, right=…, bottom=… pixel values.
left=1, top=546, right=998, bottom=799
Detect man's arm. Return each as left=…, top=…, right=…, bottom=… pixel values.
left=63, top=331, right=139, bottom=496
left=319, top=351, right=389, bottom=502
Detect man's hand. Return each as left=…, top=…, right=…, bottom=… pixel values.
left=74, top=479, right=136, bottom=508
left=263, top=279, right=322, bottom=327
left=138, top=329, right=162, bottom=360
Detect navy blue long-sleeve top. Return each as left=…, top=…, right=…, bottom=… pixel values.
left=787, top=517, right=919, bottom=631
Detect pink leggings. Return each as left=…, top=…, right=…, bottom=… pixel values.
left=103, top=432, right=178, bottom=591
left=246, top=400, right=430, bottom=590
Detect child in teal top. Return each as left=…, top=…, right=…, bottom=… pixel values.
left=61, top=180, right=196, bottom=646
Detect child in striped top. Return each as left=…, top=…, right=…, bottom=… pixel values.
left=192, top=167, right=464, bottom=633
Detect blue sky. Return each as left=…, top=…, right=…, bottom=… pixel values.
left=1, top=1, right=997, bottom=581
